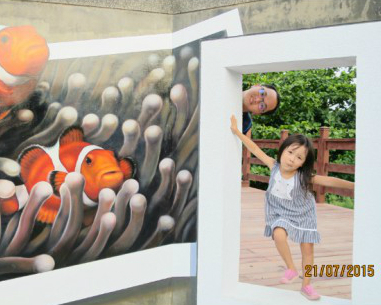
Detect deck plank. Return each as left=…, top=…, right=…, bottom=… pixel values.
left=239, top=187, right=354, bottom=300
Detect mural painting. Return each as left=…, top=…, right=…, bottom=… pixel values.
left=0, top=25, right=223, bottom=279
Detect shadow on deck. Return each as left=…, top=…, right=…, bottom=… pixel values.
left=239, top=187, right=354, bottom=300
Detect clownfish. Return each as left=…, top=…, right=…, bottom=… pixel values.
left=0, top=25, right=49, bottom=118
left=14, top=127, right=135, bottom=224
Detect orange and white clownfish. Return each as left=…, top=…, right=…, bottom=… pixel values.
left=0, top=25, right=49, bottom=119
left=14, top=126, right=135, bottom=224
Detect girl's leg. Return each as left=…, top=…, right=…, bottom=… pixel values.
left=273, top=227, right=297, bottom=271
left=300, top=243, right=314, bottom=287
left=300, top=243, right=320, bottom=300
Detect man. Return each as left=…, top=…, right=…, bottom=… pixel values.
left=242, top=84, right=281, bottom=134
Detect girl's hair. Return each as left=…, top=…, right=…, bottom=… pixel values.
left=277, top=134, right=315, bottom=193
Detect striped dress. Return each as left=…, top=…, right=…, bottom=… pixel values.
left=264, top=162, right=320, bottom=243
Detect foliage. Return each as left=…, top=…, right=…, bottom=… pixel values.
left=325, top=194, right=354, bottom=209
left=329, top=150, right=355, bottom=182
left=250, top=164, right=270, bottom=176
left=244, top=67, right=356, bottom=208
left=244, top=67, right=356, bottom=132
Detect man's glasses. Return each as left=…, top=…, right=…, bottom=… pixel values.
left=258, top=87, right=268, bottom=113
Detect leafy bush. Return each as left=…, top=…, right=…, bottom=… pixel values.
left=326, top=194, right=354, bottom=209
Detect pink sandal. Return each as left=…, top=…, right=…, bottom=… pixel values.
left=280, top=269, right=298, bottom=284
left=301, top=284, right=321, bottom=300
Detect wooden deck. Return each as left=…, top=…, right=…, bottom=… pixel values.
left=239, top=187, right=354, bottom=300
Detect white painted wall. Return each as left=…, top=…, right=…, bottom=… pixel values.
left=199, top=21, right=381, bottom=305
left=1, top=243, right=195, bottom=305
left=0, top=10, right=243, bottom=305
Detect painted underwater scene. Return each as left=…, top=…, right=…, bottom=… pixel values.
left=0, top=26, right=223, bottom=280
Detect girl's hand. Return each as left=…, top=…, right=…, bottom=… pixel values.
left=230, top=115, right=239, bottom=134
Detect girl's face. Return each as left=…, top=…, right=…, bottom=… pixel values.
left=280, top=144, right=308, bottom=172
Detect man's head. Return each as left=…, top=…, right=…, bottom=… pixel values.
left=242, top=84, right=280, bottom=115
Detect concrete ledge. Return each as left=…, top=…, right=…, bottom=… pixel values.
left=19, top=0, right=261, bottom=14
left=63, top=277, right=197, bottom=305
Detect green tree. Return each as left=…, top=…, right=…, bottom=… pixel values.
left=243, top=67, right=356, bottom=137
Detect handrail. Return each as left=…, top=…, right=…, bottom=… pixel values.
left=242, top=127, right=355, bottom=203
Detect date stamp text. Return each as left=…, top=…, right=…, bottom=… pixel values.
left=305, top=265, right=374, bottom=278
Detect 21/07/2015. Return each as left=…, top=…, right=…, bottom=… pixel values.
left=305, top=265, right=375, bottom=278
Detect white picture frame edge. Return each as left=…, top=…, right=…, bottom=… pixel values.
left=198, top=21, right=381, bottom=305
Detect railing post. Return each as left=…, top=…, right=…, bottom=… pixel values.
left=280, top=130, right=289, bottom=147
left=316, top=127, right=330, bottom=203
left=241, top=129, right=251, bottom=187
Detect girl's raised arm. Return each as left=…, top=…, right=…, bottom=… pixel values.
left=312, top=175, right=355, bottom=190
left=230, top=115, right=275, bottom=170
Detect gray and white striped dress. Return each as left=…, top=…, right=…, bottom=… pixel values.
left=264, top=162, right=320, bottom=243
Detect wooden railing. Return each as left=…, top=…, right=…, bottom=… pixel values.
left=242, top=127, right=355, bottom=203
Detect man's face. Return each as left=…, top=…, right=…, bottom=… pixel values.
left=243, top=85, right=278, bottom=115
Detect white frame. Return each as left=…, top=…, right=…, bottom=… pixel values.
left=198, top=22, right=381, bottom=305
left=0, top=10, right=244, bottom=305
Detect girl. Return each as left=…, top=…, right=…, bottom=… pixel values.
left=230, top=115, right=354, bottom=301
